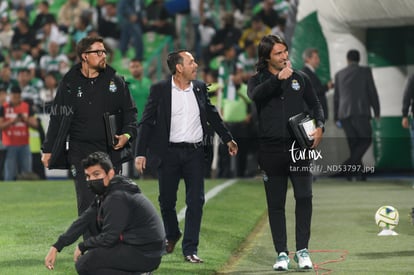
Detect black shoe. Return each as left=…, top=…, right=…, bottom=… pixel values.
left=165, top=232, right=182, bottom=254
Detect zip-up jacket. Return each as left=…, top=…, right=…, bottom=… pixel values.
left=248, top=69, right=324, bottom=148
left=53, top=175, right=165, bottom=257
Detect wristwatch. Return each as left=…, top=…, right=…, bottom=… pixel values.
left=316, top=121, right=325, bottom=133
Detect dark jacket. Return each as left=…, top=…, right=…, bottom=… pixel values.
left=334, top=63, right=380, bottom=121
left=136, top=78, right=233, bottom=160
left=301, top=65, right=329, bottom=119
left=53, top=175, right=165, bottom=257
left=402, top=74, right=414, bottom=117
left=42, top=64, right=138, bottom=166
left=247, top=69, right=324, bottom=148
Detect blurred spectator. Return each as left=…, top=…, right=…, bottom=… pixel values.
left=0, top=1, right=9, bottom=19
left=38, top=14, right=68, bottom=51
left=236, top=39, right=257, bottom=83
left=0, top=15, right=13, bottom=50
left=218, top=43, right=252, bottom=178
left=96, top=1, right=120, bottom=51
left=31, top=1, right=54, bottom=35
left=9, top=44, right=36, bottom=80
left=207, top=12, right=242, bottom=69
left=71, top=12, right=93, bottom=44
left=39, top=72, right=58, bottom=113
left=144, top=0, right=175, bottom=37
left=17, top=68, right=42, bottom=112
left=239, top=14, right=271, bottom=49
left=126, top=58, right=150, bottom=121
left=39, top=41, right=70, bottom=79
left=117, top=0, right=146, bottom=62
left=10, top=0, right=35, bottom=17
left=256, top=0, right=280, bottom=28
left=0, top=85, right=39, bottom=181
left=274, top=0, right=290, bottom=19
left=0, top=86, right=6, bottom=180
left=57, top=0, right=90, bottom=33
left=198, top=17, right=216, bottom=66
left=271, top=17, right=286, bottom=40
left=0, top=64, right=18, bottom=91
left=11, top=18, right=39, bottom=54
left=126, top=58, right=150, bottom=178
left=217, top=43, right=238, bottom=177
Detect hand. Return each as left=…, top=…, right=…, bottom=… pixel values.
left=73, top=246, right=82, bottom=262
left=310, top=127, right=323, bottom=149
left=135, top=156, right=146, bottom=175
left=227, top=140, right=238, bottom=156
left=278, top=60, right=293, bottom=80
left=41, top=153, right=51, bottom=168
left=327, top=80, right=334, bottom=89
left=113, top=134, right=129, bottom=150
left=45, top=246, right=57, bottom=270
left=402, top=117, right=409, bottom=129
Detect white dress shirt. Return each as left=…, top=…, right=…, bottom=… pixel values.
left=169, top=79, right=203, bottom=143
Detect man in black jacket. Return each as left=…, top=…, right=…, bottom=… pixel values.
left=41, top=36, right=138, bottom=232
left=248, top=35, right=324, bottom=271
left=45, top=151, right=165, bottom=274
left=135, top=50, right=238, bottom=263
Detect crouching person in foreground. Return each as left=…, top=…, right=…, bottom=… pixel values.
left=45, top=151, right=165, bottom=274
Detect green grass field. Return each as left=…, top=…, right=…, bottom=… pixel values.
left=1, top=177, right=413, bottom=274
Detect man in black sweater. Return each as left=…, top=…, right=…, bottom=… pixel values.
left=45, top=151, right=165, bottom=274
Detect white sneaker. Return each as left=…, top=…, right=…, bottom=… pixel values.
left=294, top=248, right=313, bottom=269
left=273, top=252, right=289, bottom=271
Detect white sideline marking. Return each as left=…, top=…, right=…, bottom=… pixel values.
left=177, top=179, right=238, bottom=221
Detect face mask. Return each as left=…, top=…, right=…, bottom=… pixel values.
left=87, top=178, right=107, bottom=195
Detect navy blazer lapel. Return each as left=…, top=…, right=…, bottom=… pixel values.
left=163, top=80, right=172, bottom=136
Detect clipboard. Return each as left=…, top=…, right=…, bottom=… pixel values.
left=103, top=112, right=119, bottom=146
left=288, top=112, right=316, bottom=149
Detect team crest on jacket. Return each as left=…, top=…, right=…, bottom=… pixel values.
left=109, top=81, right=117, bottom=93
left=291, top=79, right=300, bottom=91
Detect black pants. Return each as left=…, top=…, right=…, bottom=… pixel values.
left=258, top=145, right=313, bottom=254
left=157, top=145, right=205, bottom=256
left=75, top=243, right=162, bottom=274
left=341, top=117, right=372, bottom=173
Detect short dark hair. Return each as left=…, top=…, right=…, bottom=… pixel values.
left=10, top=85, right=22, bottom=94
left=81, top=151, right=113, bottom=173
left=76, top=36, right=104, bottom=61
left=167, top=49, right=187, bottom=75
left=347, top=49, right=360, bottom=63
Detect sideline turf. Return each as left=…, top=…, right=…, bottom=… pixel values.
left=0, top=179, right=266, bottom=275
left=218, top=178, right=414, bottom=274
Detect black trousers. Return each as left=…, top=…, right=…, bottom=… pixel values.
left=258, top=145, right=313, bottom=254
left=75, top=243, right=162, bottom=274
left=341, top=117, right=372, bottom=171
left=157, top=145, right=205, bottom=256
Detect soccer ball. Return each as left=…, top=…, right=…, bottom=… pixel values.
left=375, top=205, right=399, bottom=230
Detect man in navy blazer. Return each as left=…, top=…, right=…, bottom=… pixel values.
left=135, top=50, right=238, bottom=263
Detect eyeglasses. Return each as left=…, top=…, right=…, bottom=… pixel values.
left=84, top=50, right=107, bottom=56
